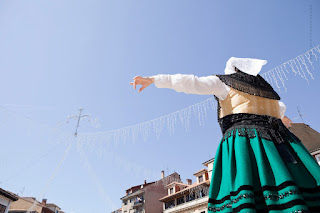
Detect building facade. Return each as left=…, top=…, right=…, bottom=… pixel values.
left=159, top=169, right=210, bottom=213
left=120, top=171, right=181, bottom=213
left=42, top=200, right=62, bottom=213
left=9, top=197, right=64, bottom=213
left=0, top=188, right=18, bottom=213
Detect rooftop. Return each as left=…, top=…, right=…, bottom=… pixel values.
left=193, top=168, right=207, bottom=176
left=202, top=158, right=214, bottom=167
left=166, top=181, right=189, bottom=188
left=121, top=172, right=181, bottom=200
left=46, top=203, right=61, bottom=209
left=0, top=188, right=18, bottom=201
left=289, top=123, right=320, bottom=153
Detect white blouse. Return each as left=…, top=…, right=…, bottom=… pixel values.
left=150, top=74, right=286, bottom=118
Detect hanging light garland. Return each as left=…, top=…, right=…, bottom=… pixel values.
left=261, top=44, right=319, bottom=91
left=71, top=44, right=320, bottom=152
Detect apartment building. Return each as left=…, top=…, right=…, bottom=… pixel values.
left=120, top=171, right=181, bottom=213
left=159, top=169, right=210, bottom=213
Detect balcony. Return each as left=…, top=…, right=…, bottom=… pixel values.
left=133, top=198, right=144, bottom=208
left=163, top=196, right=208, bottom=213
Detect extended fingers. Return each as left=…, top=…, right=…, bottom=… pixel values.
left=131, top=76, right=149, bottom=92
left=129, top=82, right=136, bottom=89
left=130, top=77, right=143, bottom=90
left=139, top=85, right=146, bottom=93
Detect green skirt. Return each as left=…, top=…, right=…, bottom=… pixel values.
left=207, top=116, right=320, bottom=213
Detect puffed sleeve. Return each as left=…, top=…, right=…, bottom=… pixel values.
left=149, top=74, right=230, bottom=100
left=279, top=101, right=286, bottom=119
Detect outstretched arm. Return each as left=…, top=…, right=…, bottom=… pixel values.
left=130, top=74, right=230, bottom=100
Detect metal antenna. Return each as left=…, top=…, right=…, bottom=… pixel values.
left=297, top=106, right=306, bottom=123
left=19, top=187, right=25, bottom=196
left=291, top=106, right=306, bottom=122
left=68, top=108, right=90, bottom=137
left=297, top=106, right=312, bottom=139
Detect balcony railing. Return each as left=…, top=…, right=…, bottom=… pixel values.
left=133, top=198, right=144, bottom=207
left=134, top=200, right=143, bottom=205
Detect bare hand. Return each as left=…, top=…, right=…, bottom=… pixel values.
left=282, top=116, right=293, bottom=128
left=129, top=76, right=154, bottom=93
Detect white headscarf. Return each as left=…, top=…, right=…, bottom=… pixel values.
left=224, top=57, right=267, bottom=76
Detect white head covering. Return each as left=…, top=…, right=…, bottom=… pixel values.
left=224, top=57, right=267, bottom=76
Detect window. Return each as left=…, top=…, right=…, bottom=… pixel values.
left=164, top=200, right=175, bottom=209
left=170, top=187, right=174, bottom=194
left=197, top=189, right=207, bottom=198
left=124, top=200, right=127, bottom=205
left=136, top=196, right=144, bottom=203
left=186, top=192, right=195, bottom=202
left=198, top=175, right=203, bottom=183
left=202, top=189, right=207, bottom=197
left=177, top=196, right=184, bottom=205
left=0, top=204, right=6, bottom=213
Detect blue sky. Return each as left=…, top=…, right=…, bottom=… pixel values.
left=0, top=0, right=319, bottom=212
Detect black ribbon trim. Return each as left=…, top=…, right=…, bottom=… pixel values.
left=300, top=185, right=320, bottom=193
left=261, top=181, right=295, bottom=191
left=208, top=181, right=320, bottom=205
left=208, top=185, right=253, bottom=204
left=266, top=199, right=307, bottom=210
left=209, top=200, right=318, bottom=212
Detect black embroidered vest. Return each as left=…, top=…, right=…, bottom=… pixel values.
left=215, top=70, right=280, bottom=100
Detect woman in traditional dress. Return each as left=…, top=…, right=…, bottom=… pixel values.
left=129, top=57, right=320, bottom=212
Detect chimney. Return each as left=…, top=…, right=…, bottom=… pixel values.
left=161, top=170, right=164, bottom=179
left=144, top=180, right=147, bottom=184
left=41, top=199, right=47, bottom=206
left=186, top=179, right=192, bottom=185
